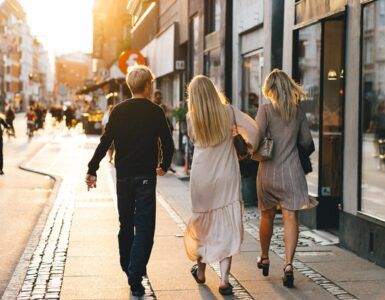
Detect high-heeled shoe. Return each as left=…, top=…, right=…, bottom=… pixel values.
left=282, top=263, right=294, bottom=288
left=218, top=283, right=233, bottom=296
left=257, top=257, right=270, bottom=276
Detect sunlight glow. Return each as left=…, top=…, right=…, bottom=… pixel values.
left=20, top=0, right=94, bottom=57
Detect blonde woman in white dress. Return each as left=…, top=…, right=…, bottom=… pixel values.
left=184, top=75, right=258, bottom=295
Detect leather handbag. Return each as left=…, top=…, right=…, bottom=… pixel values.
left=297, top=107, right=315, bottom=174
left=298, top=140, right=315, bottom=174
left=230, top=106, right=249, bottom=160
left=253, top=109, right=274, bottom=161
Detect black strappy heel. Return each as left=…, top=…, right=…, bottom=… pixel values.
left=257, top=257, right=270, bottom=276
left=218, top=283, right=233, bottom=296
left=191, top=264, right=205, bottom=284
left=282, top=263, right=294, bottom=288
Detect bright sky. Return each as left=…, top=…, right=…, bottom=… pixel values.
left=20, top=0, right=94, bottom=59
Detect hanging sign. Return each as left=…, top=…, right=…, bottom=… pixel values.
left=118, top=50, right=147, bottom=74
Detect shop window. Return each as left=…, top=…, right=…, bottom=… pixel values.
left=361, top=0, right=385, bottom=221
left=189, top=14, right=200, bottom=77
left=206, top=0, right=221, bottom=33
left=241, top=49, right=263, bottom=118
left=295, top=23, right=322, bottom=196
left=204, top=47, right=222, bottom=90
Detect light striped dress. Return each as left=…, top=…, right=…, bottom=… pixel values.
left=255, top=103, right=317, bottom=211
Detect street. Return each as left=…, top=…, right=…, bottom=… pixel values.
left=0, top=121, right=384, bottom=300
left=0, top=115, right=54, bottom=296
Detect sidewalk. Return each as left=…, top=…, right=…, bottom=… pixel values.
left=6, top=133, right=385, bottom=299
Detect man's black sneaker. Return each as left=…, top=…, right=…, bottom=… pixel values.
left=131, top=283, right=145, bottom=297
left=0, top=170, right=4, bottom=175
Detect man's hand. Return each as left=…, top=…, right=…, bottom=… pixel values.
left=156, top=167, right=166, bottom=176
left=85, top=174, right=97, bottom=191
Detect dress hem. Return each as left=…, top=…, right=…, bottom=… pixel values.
left=187, top=247, right=242, bottom=264
left=259, top=199, right=318, bottom=212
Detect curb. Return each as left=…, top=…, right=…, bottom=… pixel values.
left=1, top=144, right=62, bottom=300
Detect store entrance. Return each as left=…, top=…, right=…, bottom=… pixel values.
left=319, top=16, right=345, bottom=230
left=294, top=14, right=345, bottom=230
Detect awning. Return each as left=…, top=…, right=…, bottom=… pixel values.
left=141, top=24, right=175, bottom=78
left=76, top=78, right=128, bottom=95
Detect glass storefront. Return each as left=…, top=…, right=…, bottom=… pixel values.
left=294, top=15, right=345, bottom=229
left=295, top=23, right=321, bottom=196
left=241, top=49, right=263, bottom=118
left=204, top=47, right=223, bottom=91
left=320, top=19, right=344, bottom=200
left=361, top=0, right=385, bottom=221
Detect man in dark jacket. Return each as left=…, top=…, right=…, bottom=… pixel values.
left=0, top=116, right=10, bottom=175
left=86, top=65, right=174, bottom=297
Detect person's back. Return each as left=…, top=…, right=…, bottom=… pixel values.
left=90, top=98, right=173, bottom=178
left=254, top=69, right=316, bottom=289
left=259, top=103, right=310, bottom=167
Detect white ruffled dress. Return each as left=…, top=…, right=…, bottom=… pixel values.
left=184, top=105, right=258, bottom=263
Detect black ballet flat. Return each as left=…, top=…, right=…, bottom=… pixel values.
left=257, top=257, right=270, bottom=276
left=191, top=264, right=205, bottom=284
left=219, top=283, right=233, bottom=296
left=282, top=263, right=294, bottom=288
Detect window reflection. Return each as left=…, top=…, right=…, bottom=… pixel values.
left=361, top=0, right=385, bottom=221
left=242, top=49, right=263, bottom=118
left=204, top=47, right=223, bottom=91
left=296, top=23, right=321, bottom=196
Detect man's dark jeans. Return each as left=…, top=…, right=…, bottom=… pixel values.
left=116, top=175, right=156, bottom=286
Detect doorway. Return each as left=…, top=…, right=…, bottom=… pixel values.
left=294, top=14, right=346, bottom=230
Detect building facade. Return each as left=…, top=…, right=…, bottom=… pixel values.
left=93, top=0, right=131, bottom=82
left=0, top=0, right=50, bottom=111
left=55, top=53, right=92, bottom=103
left=283, top=0, right=385, bottom=267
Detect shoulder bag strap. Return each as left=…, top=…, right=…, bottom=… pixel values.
left=265, top=105, right=271, bottom=138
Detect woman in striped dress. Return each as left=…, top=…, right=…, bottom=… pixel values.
left=254, top=69, right=317, bottom=288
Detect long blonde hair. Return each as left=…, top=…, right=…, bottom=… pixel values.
left=187, top=75, right=230, bottom=147
left=262, top=69, right=306, bottom=122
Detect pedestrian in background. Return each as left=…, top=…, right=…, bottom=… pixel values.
left=254, top=69, right=316, bottom=288
left=183, top=75, right=258, bottom=295
left=153, top=90, right=174, bottom=132
left=86, top=65, right=174, bottom=297
left=26, top=107, right=37, bottom=139
left=0, top=116, right=10, bottom=175
left=5, top=104, right=16, bottom=137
